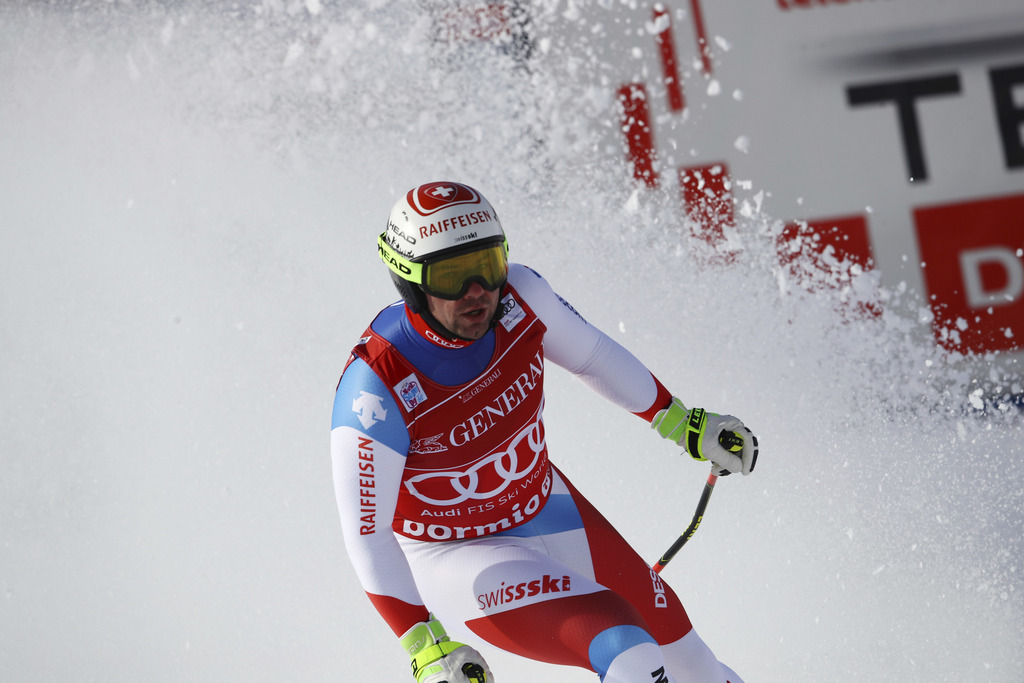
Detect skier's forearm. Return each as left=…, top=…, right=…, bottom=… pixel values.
left=332, top=425, right=426, bottom=634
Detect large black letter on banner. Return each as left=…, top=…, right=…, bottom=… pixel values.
left=846, top=74, right=961, bottom=183
left=990, top=64, right=1024, bottom=169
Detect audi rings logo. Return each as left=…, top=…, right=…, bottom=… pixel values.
left=404, top=411, right=546, bottom=506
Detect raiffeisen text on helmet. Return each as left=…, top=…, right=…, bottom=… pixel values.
left=418, top=209, right=494, bottom=239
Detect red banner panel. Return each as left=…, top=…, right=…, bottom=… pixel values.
left=679, top=162, right=733, bottom=244
left=617, top=83, right=658, bottom=187
left=779, top=214, right=879, bottom=317
left=779, top=214, right=874, bottom=270
left=653, top=6, right=685, bottom=112
left=914, top=193, right=1024, bottom=354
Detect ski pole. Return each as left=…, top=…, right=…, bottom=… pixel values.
left=651, top=429, right=744, bottom=573
left=651, top=467, right=717, bottom=574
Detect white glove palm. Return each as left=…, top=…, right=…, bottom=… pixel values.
left=651, top=397, right=759, bottom=476
left=400, top=616, right=492, bottom=683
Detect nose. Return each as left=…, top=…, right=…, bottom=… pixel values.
left=461, top=280, right=487, bottom=299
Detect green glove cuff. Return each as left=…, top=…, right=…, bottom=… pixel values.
left=400, top=617, right=448, bottom=658
left=651, top=397, right=709, bottom=462
left=400, top=615, right=476, bottom=683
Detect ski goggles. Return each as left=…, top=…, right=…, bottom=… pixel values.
left=378, top=234, right=509, bottom=300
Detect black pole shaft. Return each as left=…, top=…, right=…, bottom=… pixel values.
left=652, top=470, right=718, bottom=574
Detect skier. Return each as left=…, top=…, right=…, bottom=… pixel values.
left=331, top=181, right=758, bottom=683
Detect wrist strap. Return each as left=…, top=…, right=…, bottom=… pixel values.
left=685, top=407, right=708, bottom=461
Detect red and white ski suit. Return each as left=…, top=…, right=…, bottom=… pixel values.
left=332, top=264, right=742, bottom=683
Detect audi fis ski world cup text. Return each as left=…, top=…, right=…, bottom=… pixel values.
left=402, top=468, right=551, bottom=541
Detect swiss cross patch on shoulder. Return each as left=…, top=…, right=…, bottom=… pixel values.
left=394, top=373, right=428, bottom=411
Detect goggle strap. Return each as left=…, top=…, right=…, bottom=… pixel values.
left=378, top=235, right=424, bottom=283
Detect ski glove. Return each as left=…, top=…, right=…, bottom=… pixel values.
left=400, top=615, right=492, bottom=683
left=651, top=397, right=759, bottom=476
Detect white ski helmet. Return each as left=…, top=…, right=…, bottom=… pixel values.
left=378, top=181, right=509, bottom=316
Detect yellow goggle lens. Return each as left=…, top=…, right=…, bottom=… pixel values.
left=422, top=244, right=508, bottom=299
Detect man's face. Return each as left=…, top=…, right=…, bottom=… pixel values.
left=425, top=281, right=501, bottom=340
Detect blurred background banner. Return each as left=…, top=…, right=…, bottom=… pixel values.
left=594, top=0, right=1024, bottom=358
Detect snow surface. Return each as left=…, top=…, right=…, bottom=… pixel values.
left=1, top=3, right=1021, bottom=682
